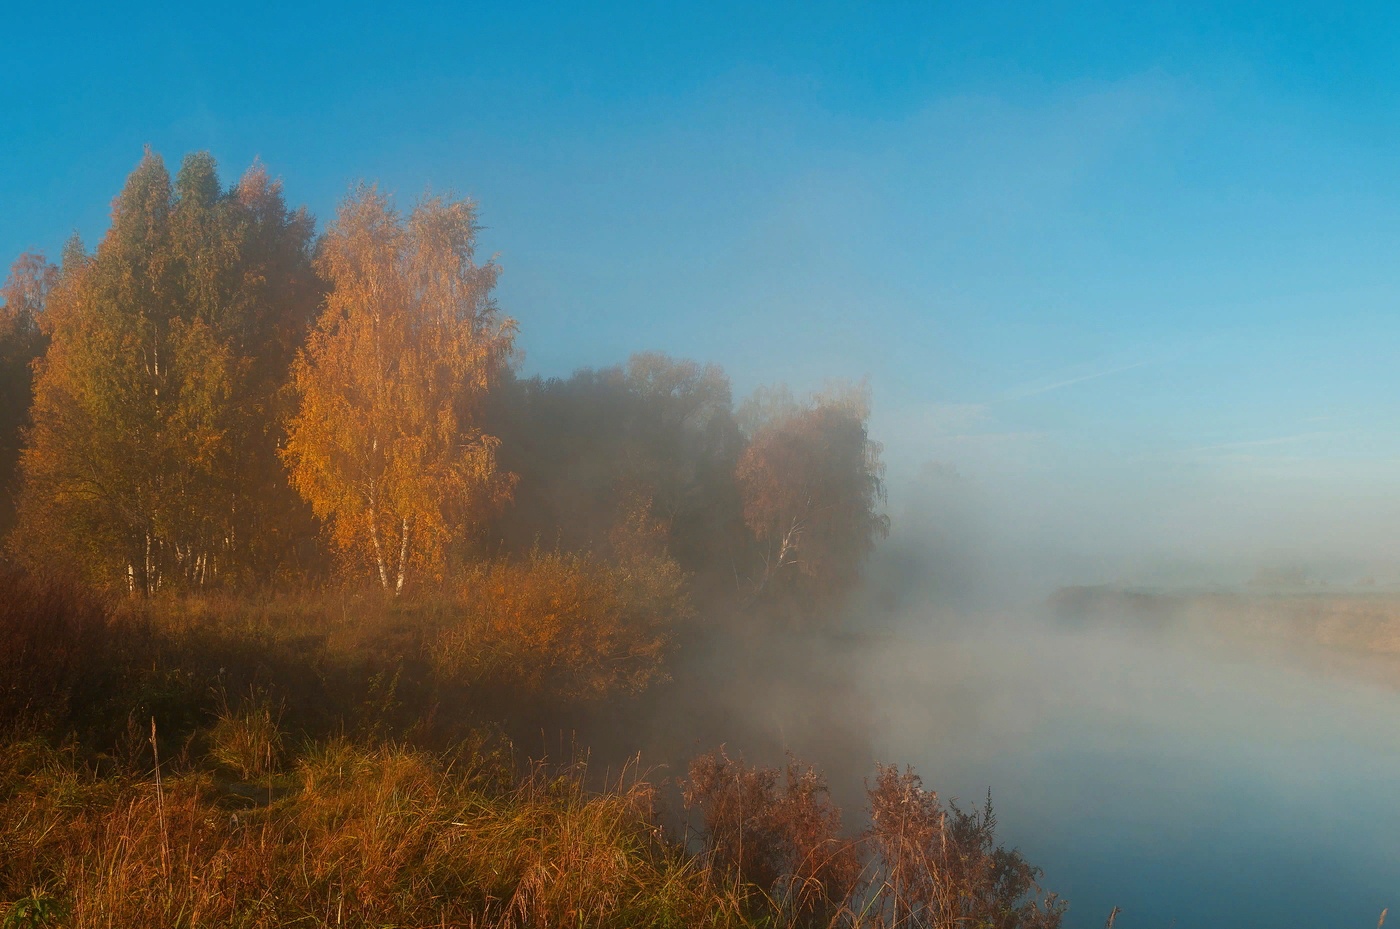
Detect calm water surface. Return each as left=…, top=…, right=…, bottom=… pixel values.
left=866, top=619, right=1400, bottom=929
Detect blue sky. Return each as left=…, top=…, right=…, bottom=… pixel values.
left=7, top=1, right=1400, bottom=584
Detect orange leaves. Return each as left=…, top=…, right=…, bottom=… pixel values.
left=10, top=151, right=320, bottom=593
left=283, top=188, right=515, bottom=593
left=735, top=385, right=889, bottom=606
left=437, top=549, right=687, bottom=700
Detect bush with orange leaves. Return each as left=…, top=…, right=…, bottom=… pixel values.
left=683, top=748, right=863, bottom=926
left=684, top=751, right=1065, bottom=929
left=436, top=549, right=691, bottom=700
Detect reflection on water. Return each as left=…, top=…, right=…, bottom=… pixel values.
left=866, top=618, right=1400, bottom=928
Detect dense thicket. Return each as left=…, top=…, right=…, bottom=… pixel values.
left=484, top=355, right=748, bottom=598
left=484, top=359, right=887, bottom=627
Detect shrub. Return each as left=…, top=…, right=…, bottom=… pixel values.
left=437, top=549, right=690, bottom=699
left=865, top=764, right=1065, bottom=929
left=683, top=749, right=862, bottom=926
left=685, top=751, right=1065, bottom=929
left=0, top=569, right=114, bottom=734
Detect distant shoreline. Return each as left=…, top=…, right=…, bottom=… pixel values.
left=1049, top=584, right=1400, bottom=683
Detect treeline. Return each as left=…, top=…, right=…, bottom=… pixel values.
left=0, top=149, right=887, bottom=626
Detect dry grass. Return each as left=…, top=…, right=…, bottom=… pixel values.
left=0, top=737, right=753, bottom=929
left=207, top=690, right=285, bottom=781
left=1, top=572, right=1068, bottom=929
left=0, top=569, right=118, bottom=736
left=1, top=738, right=1068, bottom=929
left=684, top=749, right=862, bottom=926
left=683, top=751, right=1065, bottom=929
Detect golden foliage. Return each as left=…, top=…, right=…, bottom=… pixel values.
left=0, top=738, right=752, bottom=929
left=0, top=252, right=55, bottom=535
left=283, top=187, right=516, bottom=594
left=10, top=151, right=319, bottom=592
left=437, top=549, right=690, bottom=699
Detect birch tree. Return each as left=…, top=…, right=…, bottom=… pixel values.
left=10, top=150, right=319, bottom=591
left=282, top=187, right=515, bottom=594
left=735, top=385, right=888, bottom=607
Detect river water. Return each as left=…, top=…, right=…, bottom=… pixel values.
left=864, top=619, right=1400, bottom=929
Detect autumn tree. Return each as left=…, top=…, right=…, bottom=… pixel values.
left=283, top=187, right=515, bottom=594
left=735, top=384, right=889, bottom=611
left=485, top=353, right=746, bottom=590
left=11, top=150, right=320, bottom=591
left=167, top=153, right=324, bottom=581
left=0, top=252, right=56, bottom=535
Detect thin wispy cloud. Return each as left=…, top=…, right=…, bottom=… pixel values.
left=1186, top=431, right=1336, bottom=454
left=1001, top=359, right=1153, bottom=402
left=889, top=401, right=990, bottom=434
left=886, top=359, right=1155, bottom=470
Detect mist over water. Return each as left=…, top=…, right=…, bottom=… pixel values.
left=860, top=616, right=1400, bottom=928
left=815, top=474, right=1400, bottom=928
left=560, top=428, right=1399, bottom=929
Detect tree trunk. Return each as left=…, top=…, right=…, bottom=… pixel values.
left=394, top=517, right=410, bottom=597
left=143, top=531, right=153, bottom=597
left=370, top=510, right=389, bottom=592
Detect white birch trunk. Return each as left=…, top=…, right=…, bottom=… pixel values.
left=370, top=512, right=389, bottom=592
left=394, top=517, right=409, bottom=597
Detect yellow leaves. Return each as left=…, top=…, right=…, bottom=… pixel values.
left=11, top=150, right=321, bottom=592
left=436, top=549, right=689, bottom=700
left=283, top=187, right=515, bottom=592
